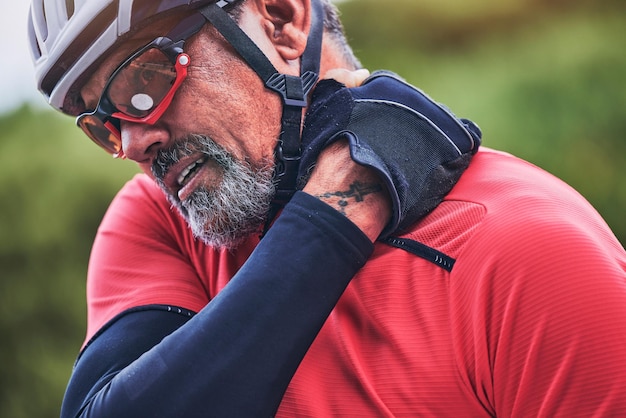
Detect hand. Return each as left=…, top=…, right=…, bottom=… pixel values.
left=303, top=68, right=391, bottom=242
left=298, top=70, right=482, bottom=237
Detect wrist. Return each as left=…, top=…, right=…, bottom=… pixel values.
left=301, top=140, right=391, bottom=242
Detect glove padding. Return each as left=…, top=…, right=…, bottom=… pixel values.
left=298, top=70, right=482, bottom=237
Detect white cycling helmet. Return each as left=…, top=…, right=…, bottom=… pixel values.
left=28, top=0, right=240, bottom=115
left=29, top=0, right=324, bottom=210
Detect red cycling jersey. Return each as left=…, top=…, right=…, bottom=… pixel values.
left=86, top=147, right=626, bottom=416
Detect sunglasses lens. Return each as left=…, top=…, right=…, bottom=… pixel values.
left=75, top=41, right=187, bottom=156
left=107, top=47, right=177, bottom=118
left=77, top=115, right=122, bottom=155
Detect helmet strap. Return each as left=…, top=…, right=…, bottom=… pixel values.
left=199, top=1, right=323, bottom=209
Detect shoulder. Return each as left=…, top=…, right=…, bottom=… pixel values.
left=85, top=174, right=208, bottom=345
left=448, top=148, right=624, bottom=260
left=422, top=147, right=624, bottom=271
left=402, top=146, right=625, bottom=302
left=85, top=174, right=260, bottom=345
left=432, top=148, right=625, bottom=347
left=415, top=149, right=626, bottom=415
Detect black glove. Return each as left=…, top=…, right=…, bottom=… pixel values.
left=298, top=70, right=482, bottom=237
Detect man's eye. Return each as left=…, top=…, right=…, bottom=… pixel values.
left=137, top=65, right=157, bottom=84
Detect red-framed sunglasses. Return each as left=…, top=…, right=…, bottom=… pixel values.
left=76, top=13, right=208, bottom=158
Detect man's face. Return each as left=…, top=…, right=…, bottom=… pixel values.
left=80, top=16, right=284, bottom=248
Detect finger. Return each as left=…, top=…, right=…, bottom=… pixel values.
left=323, top=68, right=371, bottom=88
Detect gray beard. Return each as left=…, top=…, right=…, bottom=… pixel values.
left=152, top=134, right=275, bottom=249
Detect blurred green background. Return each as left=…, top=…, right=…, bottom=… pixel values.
left=1, top=0, right=624, bottom=416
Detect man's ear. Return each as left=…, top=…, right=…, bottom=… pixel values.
left=255, top=0, right=311, bottom=61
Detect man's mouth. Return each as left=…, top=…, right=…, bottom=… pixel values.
left=157, top=152, right=213, bottom=202
left=177, top=156, right=209, bottom=189
left=152, top=136, right=232, bottom=203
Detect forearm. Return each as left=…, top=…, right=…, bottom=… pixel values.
left=63, top=192, right=374, bottom=418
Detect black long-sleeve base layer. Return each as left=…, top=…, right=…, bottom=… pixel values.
left=61, top=192, right=374, bottom=418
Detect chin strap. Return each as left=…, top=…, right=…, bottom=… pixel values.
left=200, top=0, right=324, bottom=212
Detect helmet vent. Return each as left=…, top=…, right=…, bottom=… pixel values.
left=65, top=0, right=75, bottom=19
left=27, top=8, right=43, bottom=59
left=40, top=1, right=117, bottom=97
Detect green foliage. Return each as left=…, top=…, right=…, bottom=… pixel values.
left=0, top=107, right=139, bottom=417
left=1, top=1, right=624, bottom=417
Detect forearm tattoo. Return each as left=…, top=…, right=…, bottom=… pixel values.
left=315, top=181, right=383, bottom=214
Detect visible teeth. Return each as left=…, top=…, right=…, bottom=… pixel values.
left=177, top=158, right=206, bottom=187
left=177, top=165, right=193, bottom=186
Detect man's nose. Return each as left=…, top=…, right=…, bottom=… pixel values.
left=120, top=121, right=171, bottom=163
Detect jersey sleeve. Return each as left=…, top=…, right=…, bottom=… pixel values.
left=84, top=174, right=212, bottom=345
left=62, top=191, right=375, bottom=417
left=451, top=192, right=626, bottom=416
